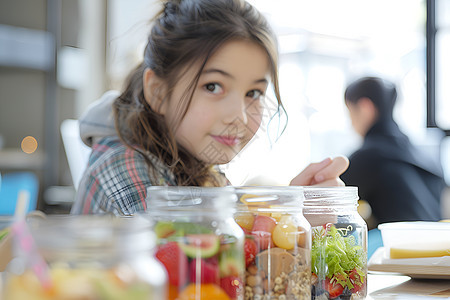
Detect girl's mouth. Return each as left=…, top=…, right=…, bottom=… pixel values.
left=211, top=135, right=240, bottom=146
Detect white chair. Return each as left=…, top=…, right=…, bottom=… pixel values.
left=60, top=119, right=91, bottom=190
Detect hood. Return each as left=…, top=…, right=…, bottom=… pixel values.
left=364, top=118, right=444, bottom=178
left=79, top=90, right=120, bottom=147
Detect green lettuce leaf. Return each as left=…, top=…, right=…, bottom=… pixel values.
left=311, top=224, right=366, bottom=290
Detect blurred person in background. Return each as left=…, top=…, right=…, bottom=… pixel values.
left=341, top=77, right=446, bottom=227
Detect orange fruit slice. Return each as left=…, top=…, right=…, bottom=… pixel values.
left=178, top=283, right=230, bottom=300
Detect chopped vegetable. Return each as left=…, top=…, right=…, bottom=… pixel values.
left=311, top=224, right=366, bottom=295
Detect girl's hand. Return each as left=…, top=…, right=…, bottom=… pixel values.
left=289, top=156, right=349, bottom=186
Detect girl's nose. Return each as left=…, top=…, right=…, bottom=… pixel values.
left=223, top=94, right=248, bottom=125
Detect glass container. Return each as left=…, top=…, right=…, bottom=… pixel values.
left=146, top=186, right=244, bottom=300
left=2, top=215, right=166, bottom=300
left=303, top=187, right=367, bottom=300
left=234, top=186, right=311, bottom=300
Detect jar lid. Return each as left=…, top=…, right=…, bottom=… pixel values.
left=303, top=186, right=359, bottom=207
left=235, top=186, right=304, bottom=212
left=145, top=186, right=237, bottom=216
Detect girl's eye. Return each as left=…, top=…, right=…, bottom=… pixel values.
left=247, top=89, right=264, bottom=100
left=204, top=83, right=223, bottom=94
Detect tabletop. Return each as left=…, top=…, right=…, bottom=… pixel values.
left=367, top=273, right=450, bottom=299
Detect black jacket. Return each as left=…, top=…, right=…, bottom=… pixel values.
left=341, top=118, right=446, bottom=224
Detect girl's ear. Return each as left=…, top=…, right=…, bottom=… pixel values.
left=143, top=68, right=167, bottom=115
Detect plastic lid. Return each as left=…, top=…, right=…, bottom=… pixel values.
left=378, top=221, right=450, bottom=231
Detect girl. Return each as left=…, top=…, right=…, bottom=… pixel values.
left=71, top=0, right=348, bottom=215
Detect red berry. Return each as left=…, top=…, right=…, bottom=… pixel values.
left=155, top=241, right=188, bottom=287
left=188, top=258, right=219, bottom=284
left=244, top=239, right=257, bottom=267
left=220, top=276, right=243, bottom=299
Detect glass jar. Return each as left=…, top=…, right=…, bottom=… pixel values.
left=2, top=215, right=167, bottom=300
left=303, top=187, right=368, bottom=300
left=146, top=186, right=244, bottom=300
left=234, top=186, right=311, bottom=300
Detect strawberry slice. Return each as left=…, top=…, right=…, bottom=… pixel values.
left=155, top=241, right=188, bottom=287
left=244, top=238, right=257, bottom=267
left=220, top=276, right=243, bottom=299
left=188, top=258, right=219, bottom=284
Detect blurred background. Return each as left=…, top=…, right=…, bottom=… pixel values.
left=0, top=0, right=449, bottom=213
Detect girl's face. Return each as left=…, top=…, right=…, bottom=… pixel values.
left=165, top=40, right=270, bottom=164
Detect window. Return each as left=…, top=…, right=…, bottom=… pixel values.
left=224, top=0, right=432, bottom=185
left=107, top=0, right=447, bottom=185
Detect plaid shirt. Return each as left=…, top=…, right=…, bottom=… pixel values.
left=71, top=136, right=177, bottom=215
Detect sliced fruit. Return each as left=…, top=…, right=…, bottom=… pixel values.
left=172, top=222, right=213, bottom=236
left=220, top=276, right=243, bottom=299
left=188, top=258, right=219, bottom=284
left=252, top=231, right=274, bottom=251
left=251, top=215, right=277, bottom=233
left=154, top=221, right=176, bottom=238
left=244, top=239, right=257, bottom=267
left=219, top=256, right=243, bottom=277
left=167, top=284, right=179, bottom=300
left=179, top=234, right=220, bottom=258
left=234, top=213, right=255, bottom=231
left=178, top=283, right=231, bottom=300
left=155, top=241, right=188, bottom=287
left=270, top=212, right=283, bottom=222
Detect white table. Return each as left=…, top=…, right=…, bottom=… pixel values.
left=367, top=273, right=450, bottom=299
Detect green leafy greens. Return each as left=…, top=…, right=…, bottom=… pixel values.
left=311, top=224, right=366, bottom=290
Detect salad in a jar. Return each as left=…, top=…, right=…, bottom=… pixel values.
left=311, top=223, right=366, bottom=300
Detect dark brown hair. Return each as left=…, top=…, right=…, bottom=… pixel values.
left=345, top=77, right=397, bottom=117
left=113, top=0, right=283, bottom=186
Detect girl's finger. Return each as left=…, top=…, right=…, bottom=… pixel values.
left=290, top=157, right=332, bottom=186
left=313, top=156, right=349, bottom=184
